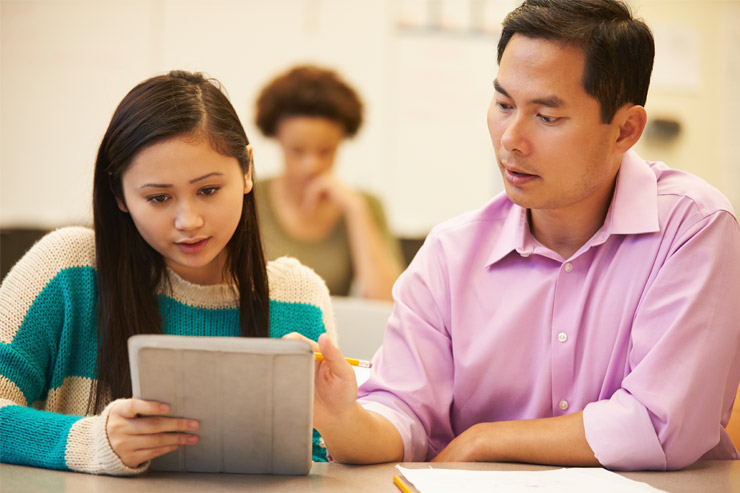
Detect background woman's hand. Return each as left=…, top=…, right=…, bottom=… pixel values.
left=302, top=173, right=362, bottom=215
left=106, top=398, right=199, bottom=468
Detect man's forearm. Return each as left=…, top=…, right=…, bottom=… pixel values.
left=433, top=411, right=599, bottom=466
left=319, top=402, right=404, bottom=464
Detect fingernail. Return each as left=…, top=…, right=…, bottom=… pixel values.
left=160, top=404, right=169, bottom=413
left=188, top=420, right=199, bottom=429
left=187, top=435, right=198, bottom=444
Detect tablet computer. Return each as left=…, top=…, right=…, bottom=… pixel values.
left=128, top=334, right=314, bottom=475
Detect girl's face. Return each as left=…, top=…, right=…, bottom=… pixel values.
left=117, top=136, right=252, bottom=285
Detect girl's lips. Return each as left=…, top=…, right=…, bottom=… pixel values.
left=176, top=238, right=209, bottom=254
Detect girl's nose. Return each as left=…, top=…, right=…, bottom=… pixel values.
left=174, top=201, right=204, bottom=231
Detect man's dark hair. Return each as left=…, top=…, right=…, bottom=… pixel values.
left=498, top=0, right=654, bottom=123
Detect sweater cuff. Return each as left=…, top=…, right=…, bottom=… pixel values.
left=93, top=399, right=150, bottom=476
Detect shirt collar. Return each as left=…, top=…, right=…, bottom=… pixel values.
left=604, top=149, right=660, bottom=235
left=485, top=149, right=659, bottom=267
left=486, top=203, right=530, bottom=266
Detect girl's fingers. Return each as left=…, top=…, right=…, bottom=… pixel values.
left=107, top=398, right=201, bottom=467
left=111, top=398, right=170, bottom=419
left=127, top=444, right=184, bottom=467
left=129, top=415, right=200, bottom=435
left=117, top=434, right=198, bottom=469
left=109, top=422, right=199, bottom=468
left=110, top=400, right=199, bottom=435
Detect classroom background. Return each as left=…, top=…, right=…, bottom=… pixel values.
left=2, top=0, right=739, bottom=277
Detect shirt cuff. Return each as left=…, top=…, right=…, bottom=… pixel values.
left=583, top=390, right=666, bottom=471
left=358, top=399, right=428, bottom=462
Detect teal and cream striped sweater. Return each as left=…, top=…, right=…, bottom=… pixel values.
left=0, top=227, right=335, bottom=475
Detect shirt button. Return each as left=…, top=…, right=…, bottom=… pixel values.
left=520, top=252, right=530, bottom=258
left=557, top=332, right=568, bottom=343
left=559, top=400, right=569, bottom=411
left=564, top=262, right=573, bottom=272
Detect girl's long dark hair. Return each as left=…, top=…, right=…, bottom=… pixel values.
left=91, top=70, right=269, bottom=412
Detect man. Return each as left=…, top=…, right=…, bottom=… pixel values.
left=301, top=0, right=740, bottom=471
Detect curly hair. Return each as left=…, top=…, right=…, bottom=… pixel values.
left=255, top=65, right=363, bottom=137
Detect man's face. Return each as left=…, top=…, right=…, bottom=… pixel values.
left=488, top=34, right=623, bottom=219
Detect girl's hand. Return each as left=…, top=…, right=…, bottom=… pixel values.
left=282, top=332, right=359, bottom=429
left=106, top=398, right=199, bottom=468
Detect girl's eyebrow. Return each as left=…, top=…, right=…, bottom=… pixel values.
left=139, top=172, right=224, bottom=190
left=189, top=172, right=223, bottom=184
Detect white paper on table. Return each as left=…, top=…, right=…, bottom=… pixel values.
left=353, top=366, right=372, bottom=387
left=396, top=465, right=667, bottom=493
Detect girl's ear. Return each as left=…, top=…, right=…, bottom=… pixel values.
left=115, top=194, right=129, bottom=213
left=244, top=145, right=254, bottom=194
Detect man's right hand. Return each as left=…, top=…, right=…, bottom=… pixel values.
left=312, top=333, right=360, bottom=429
left=282, top=332, right=359, bottom=430
left=283, top=331, right=403, bottom=464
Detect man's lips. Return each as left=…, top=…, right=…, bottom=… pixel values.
left=501, top=162, right=539, bottom=186
left=501, top=162, right=537, bottom=177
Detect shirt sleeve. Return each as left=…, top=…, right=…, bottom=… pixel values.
left=357, top=232, right=456, bottom=461
left=584, top=209, right=740, bottom=470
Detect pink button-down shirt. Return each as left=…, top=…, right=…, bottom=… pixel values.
left=357, top=150, right=740, bottom=470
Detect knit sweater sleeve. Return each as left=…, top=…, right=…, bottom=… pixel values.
left=0, top=227, right=146, bottom=475
left=267, top=256, right=336, bottom=343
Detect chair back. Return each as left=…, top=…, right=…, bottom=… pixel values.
left=331, top=296, right=393, bottom=361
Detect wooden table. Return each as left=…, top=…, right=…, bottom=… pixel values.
left=2, top=460, right=739, bottom=492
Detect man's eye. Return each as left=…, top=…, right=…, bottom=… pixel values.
left=539, top=114, right=561, bottom=124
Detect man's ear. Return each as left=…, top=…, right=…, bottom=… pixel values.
left=115, top=194, right=129, bottom=213
left=244, top=145, right=254, bottom=194
left=614, top=104, right=647, bottom=153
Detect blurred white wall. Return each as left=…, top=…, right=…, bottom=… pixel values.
left=1, top=0, right=738, bottom=238
left=630, top=0, right=740, bottom=216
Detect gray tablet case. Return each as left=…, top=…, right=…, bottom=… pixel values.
left=128, top=335, right=314, bottom=475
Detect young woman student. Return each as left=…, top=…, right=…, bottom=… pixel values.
left=253, top=65, right=403, bottom=300
left=0, top=70, right=335, bottom=475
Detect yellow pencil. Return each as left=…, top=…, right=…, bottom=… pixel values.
left=393, top=475, right=413, bottom=493
left=314, top=352, right=372, bottom=368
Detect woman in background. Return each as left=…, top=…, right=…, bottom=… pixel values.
left=0, top=70, right=334, bottom=475
left=254, top=65, right=402, bottom=301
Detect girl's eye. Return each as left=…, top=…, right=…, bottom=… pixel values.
left=199, top=186, right=220, bottom=197
left=146, top=194, right=169, bottom=204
